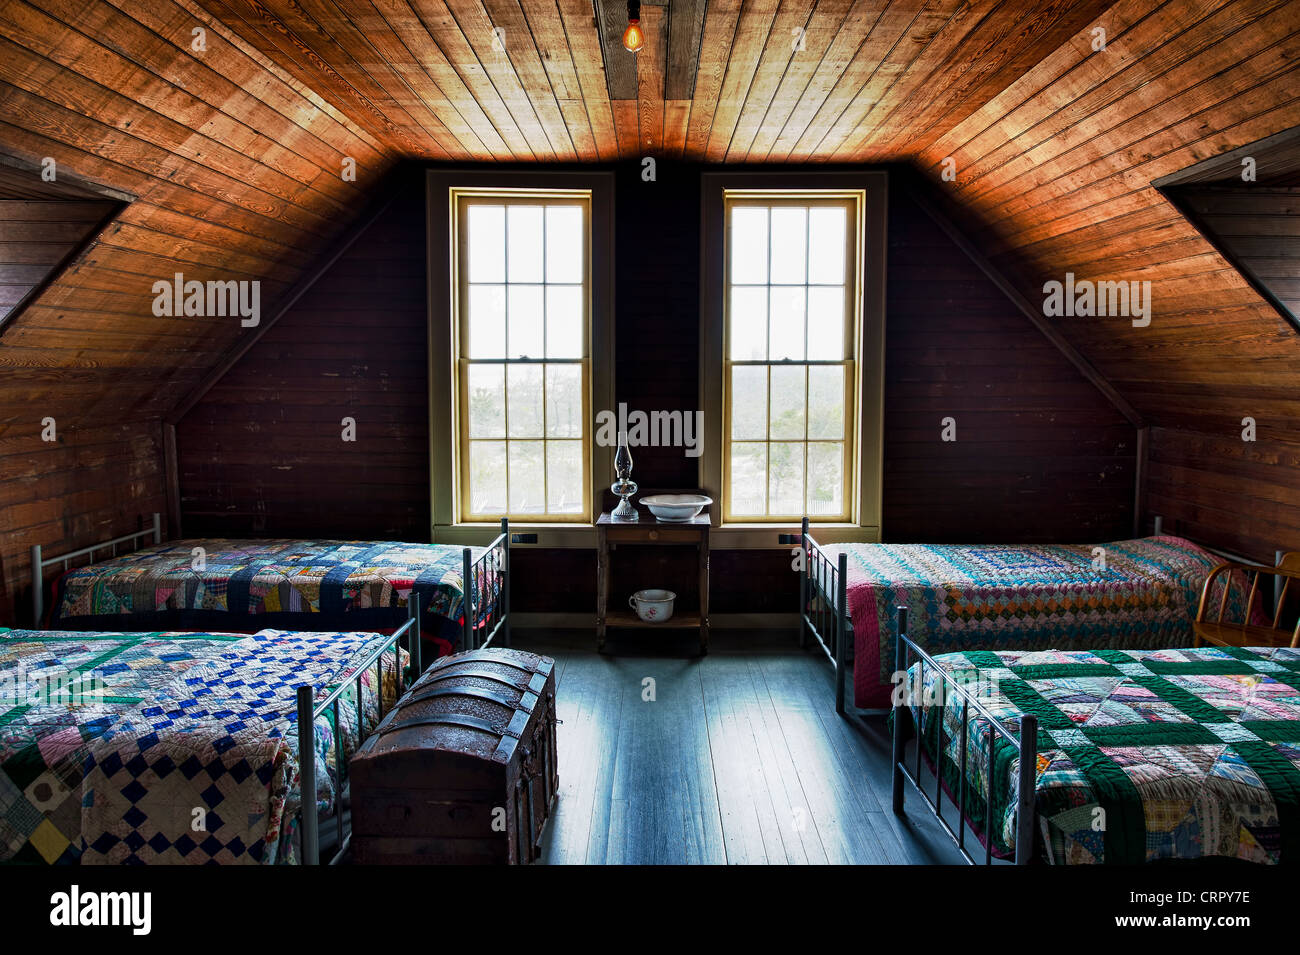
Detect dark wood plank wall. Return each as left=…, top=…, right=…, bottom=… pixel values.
left=1146, top=428, right=1300, bottom=562
left=1169, top=184, right=1300, bottom=324
left=1143, top=175, right=1300, bottom=561
left=0, top=420, right=166, bottom=625
left=176, top=196, right=429, bottom=541
left=884, top=188, right=1135, bottom=543
left=0, top=198, right=118, bottom=323
left=174, top=166, right=1136, bottom=615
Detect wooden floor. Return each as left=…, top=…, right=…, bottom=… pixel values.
left=512, top=629, right=966, bottom=865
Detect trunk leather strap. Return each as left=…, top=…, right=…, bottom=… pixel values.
left=380, top=712, right=521, bottom=740
left=412, top=666, right=530, bottom=693
left=404, top=683, right=517, bottom=710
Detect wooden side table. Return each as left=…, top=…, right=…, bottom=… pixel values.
left=596, top=511, right=710, bottom=655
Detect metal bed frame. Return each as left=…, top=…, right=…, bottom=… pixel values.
left=785, top=515, right=1293, bottom=865
left=781, top=523, right=1038, bottom=861
left=780, top=517, right=853, bottom=714
left=890, top=605, right=1038, bottom=865
left=27, top=514, right=521, bottom=865
left=297, top=602, right=420, bottom=866
left=30, top=513, right=162, bottom=625
left=461, top=518, right=515, bottom=651
left=29, top=512, right=519, bottom=654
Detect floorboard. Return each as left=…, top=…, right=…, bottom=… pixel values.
left=520, top=628, right=966, bottom=865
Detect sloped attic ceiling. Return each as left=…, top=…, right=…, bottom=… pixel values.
left=0, top=0, right=1297, bottom=441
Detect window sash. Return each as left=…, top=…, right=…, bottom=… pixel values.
left=453, top=192, right=592, bottom=523
left=721, top=193, right=861, bottom=523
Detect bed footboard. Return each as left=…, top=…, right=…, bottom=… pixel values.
left=780, top=517, right=852, bottom=714
left=890, top=605, right=1039, bottom=865
left=297, top=601, right=421, bottom=866
left=461, top=517, right=527, bottom=652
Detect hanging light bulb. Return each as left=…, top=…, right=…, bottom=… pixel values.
left=623, top=0, right=644, bottom=53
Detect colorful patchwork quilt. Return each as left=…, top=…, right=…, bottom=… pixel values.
left=826, top=536, right=1237, bottom=707
left=0, top=628, right=403, bottom=865
left=903, top=645, right=1300, bottom=864
left=49, top=538, right=496, bottom=653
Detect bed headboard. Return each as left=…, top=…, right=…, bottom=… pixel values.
left=30, top=512, right=162, bottom=627
left=1153, top=513, right=1291, bottom=616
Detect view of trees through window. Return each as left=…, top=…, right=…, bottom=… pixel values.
left=725, top=195, right=857, bottom=521
left=457, top=194, right=589, bottom=520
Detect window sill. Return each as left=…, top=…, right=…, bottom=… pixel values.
left=433, top=523, right=597, bottom=548
left=432, top=523, right=880, bottom=550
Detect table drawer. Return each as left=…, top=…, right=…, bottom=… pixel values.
left=603, top=525, right=705, bottom=544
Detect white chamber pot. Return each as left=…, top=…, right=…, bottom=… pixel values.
left=629, top=589, right=675, bottom=623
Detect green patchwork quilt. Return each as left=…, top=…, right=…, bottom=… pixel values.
left=905, top=645, right=1300, bottom=864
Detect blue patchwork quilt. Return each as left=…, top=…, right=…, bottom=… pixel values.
left=49, top=538, right=495, bottom=653
left=0, top=628, right=403, bottom=864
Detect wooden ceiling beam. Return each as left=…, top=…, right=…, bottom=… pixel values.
left=665, top=0, right=706, bottom=101
left=595, top=0, right=640, bottom=100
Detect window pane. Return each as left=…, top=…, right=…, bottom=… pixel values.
left=769, top=287, right=806, bottom=361
left=468, top=440, right=507, bottom=515
left=808, top=365, right=845, bottom=440
left=807, top=443, right=843, bottom=517
left=546, top=363, right=583, bottom=438
left=458, top=194, right=592, bottom=522
left=808, top=206, right=846, bottom=285
left=467, top=284, right=505, bottom=358
left=807, top=286, right=845, bottom=361
left=730, top=443, right=767, bottom=516
left=770, top=207, right=807, bottom=285
left=468, top=205, right=504, bottom=283
left=730, top=286, right=767, bottom=360
left=769, top=442, right=805, bottom=516
left=507, top=285, right=544, bottom=358
left=507, top=205, right=544, bottom=282
left=467, top=363, right=505, bottom=438
left=546, top=285, right=583, bottom=358
left=546, top=441, right=584, bottom=513
left=720, top=196, right=857, bottom=522
left=508, top=442, right=545, bottom=513
left=730, top=365, right=767, bottom=440
left=730, top=207, right=768, bottom=285
left=507, top=364, right=544, bottom=438
left=546, top=206, right=583, bottom=284
left=769, top=365, right=806, bottom=439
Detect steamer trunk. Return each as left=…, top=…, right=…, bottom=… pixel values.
left=350, top=648, right=558, bottom=864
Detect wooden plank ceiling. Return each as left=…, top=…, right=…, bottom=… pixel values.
left=0, top=0, right=1297, bottom=441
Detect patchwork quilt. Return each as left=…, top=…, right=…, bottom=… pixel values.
left=49, top=538, right=496, bottom=653
left=904, top=645, right=1300, bottom=864
left=0, top=628, right=403, bottom=865
left=826, top=536, right=1236, bottom=708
